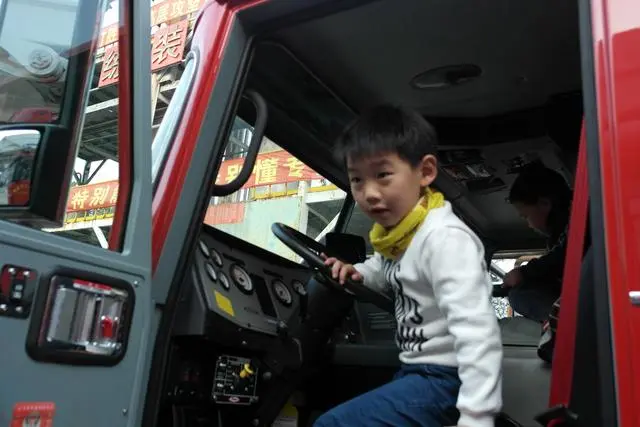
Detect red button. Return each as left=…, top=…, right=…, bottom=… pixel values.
left=100, top=316, right=114, bottom=339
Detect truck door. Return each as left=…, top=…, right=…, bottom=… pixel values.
left=0, top=1, right=153, bottom=426
left=587, top=0, right=640, bottom=425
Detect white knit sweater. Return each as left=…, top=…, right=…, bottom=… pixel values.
left=354, top=202, right=503, bottom=427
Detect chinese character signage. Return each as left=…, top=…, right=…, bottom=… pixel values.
left=10, top=402, right=55, bottom=427
left=98, top=0, right=205, bottom=48
left=152, top=20, right=188, bottom=71
left=67, top=180, right=119, bottom=212
left=64, top=207, right=116, bottom=225
left=98, top=19, right=189, bottom=87
left=98, top=43, right=119, bottom=87
left=216, top=150, right=323, bottom=188
left=151, top=0, right=204, bottom=27
left=65, top=151, right=322, bottom=221
left=99, top=25, right=118, bottom=48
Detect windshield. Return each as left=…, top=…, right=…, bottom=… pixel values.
left=205, top=116, right=346, bottom=262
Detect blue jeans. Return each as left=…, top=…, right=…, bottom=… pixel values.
left=313, top=364, right=461, bottom=427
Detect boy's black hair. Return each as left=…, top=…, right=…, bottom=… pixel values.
left=334, top=104, right=437, bottom=167
left=508, top=162, right=572, bottom=209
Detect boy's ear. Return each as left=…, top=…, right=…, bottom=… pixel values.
left=419, top=154, right=438, bottom=187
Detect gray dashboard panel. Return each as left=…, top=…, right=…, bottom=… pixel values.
left=176, top=228, right=312, bottom=337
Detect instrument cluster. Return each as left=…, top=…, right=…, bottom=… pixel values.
left=198, top=239, right=306, bottom=306
left=190, top=226, right=311, bottom=338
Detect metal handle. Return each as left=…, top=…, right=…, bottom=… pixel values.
left=630, top=291, right=640, bottom=306
left=212, top=90, right=268, bottom=196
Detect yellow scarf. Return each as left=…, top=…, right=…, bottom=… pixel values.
left=369, top=188, right=445, bottom=260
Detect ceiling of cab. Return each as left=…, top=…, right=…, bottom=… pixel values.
left=258, top=0, right=583, bottom=251
left=274, top=0, right=581, bottom=118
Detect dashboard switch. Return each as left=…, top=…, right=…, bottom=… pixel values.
left=212, top=355, right=259, bottom=405
left=0, top=265, right=36, bottom=319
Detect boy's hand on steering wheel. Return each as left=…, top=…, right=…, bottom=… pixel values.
left=321, top=253, right=363, bottom=285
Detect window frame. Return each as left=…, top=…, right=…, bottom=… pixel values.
left=151, top=50, right=199, bottom=189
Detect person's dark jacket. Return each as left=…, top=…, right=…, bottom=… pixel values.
left=520, top=201, right=591, bottom=290
left=518, top=203, right=591, bottom=291
left=519, top=207, right=568, bottom=291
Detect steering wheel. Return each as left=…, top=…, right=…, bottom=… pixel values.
left=271, top=223, right=394, bottom=313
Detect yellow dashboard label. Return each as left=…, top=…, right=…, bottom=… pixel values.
left=214, top=290, right=235, bottom=317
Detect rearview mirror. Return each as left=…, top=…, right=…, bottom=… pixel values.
left=0, top=129, right=39, bottom=206
left=0, top=0, right=105, bottom=226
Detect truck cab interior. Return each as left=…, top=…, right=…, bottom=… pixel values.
left=149, top=1, right=605, bottom=426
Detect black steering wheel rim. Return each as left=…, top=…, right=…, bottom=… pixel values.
left=271, top=222, right=394, bottom=313
left=271, top=222, right=328, bottom=268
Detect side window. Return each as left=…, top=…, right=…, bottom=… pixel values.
left=0, top=0, right=128, bottom=249
left=40, top=1, right=199, bottom=249
left=38, top=4, right=125, bottom=249
left=208, top=116, right=346, bottom=262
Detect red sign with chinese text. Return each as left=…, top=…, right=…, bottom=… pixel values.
left=203, top=203, right=245, bottom=226
left=67, top=181, right=119, bottom=213
left=98, top=0, right=205, bottom=48
left=65, top=152, right=322, bottom=215
left=215, top=150, right=323, bottom=188
left=99, top=25, right=118, bottom=48
left=151, top=0, right=204, bottom=27
left=11, top=402, right=55, bottom=427
left=98, top=19, right=189, bottom=87
left=98, top=43, right=119, bottom=87
left=152, top=20, right=189, bottom=71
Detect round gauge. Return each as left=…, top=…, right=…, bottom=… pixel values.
left=210, top=248, right=223, bottom=267
left=291, top=280, right=307, bottom=296
left=272, top=280, right=293, bottom=306
left=218, top=272, right=230, bottom=291
left=205, top=262, right=217, bottom=282
left=198, top=240, right=210, bottom=258
left=230, top=264, right=253, bottom=294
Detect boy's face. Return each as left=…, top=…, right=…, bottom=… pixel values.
left=347, top=151, right=437, bottom=228
left=513, top=199, right=551, bottom=235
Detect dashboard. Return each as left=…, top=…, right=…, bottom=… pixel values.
left=165, top=225, right=328, bottom=425
left=173, top=224, right=312, bottom=340
left=164, top=225, right=397, bottom=427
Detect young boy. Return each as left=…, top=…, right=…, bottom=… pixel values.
left=315, top=105, right=502, bottom=427
left=502, top=163, right=574, bottom=322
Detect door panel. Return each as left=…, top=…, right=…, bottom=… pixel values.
left=0, top=0, right=153, bottom=425
left=2, top=230, right=151, bottom=425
